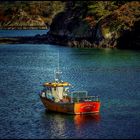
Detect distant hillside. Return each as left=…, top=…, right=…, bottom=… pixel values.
left=0, top=1, right=65, bottom=29
left=46, top=1, right=140, bottom=49
left=0, top=1, right=139, bottom=50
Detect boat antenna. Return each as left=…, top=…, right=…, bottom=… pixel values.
left=54, top=50, right=62, bottom=82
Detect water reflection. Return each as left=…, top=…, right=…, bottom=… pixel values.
left=74, top=114, right=101, bottom=138
left=74, top=113, right=101, bottom=127
left=43, top=110, right=101, bottom=134
left=43, top=110, right=73, bottom=138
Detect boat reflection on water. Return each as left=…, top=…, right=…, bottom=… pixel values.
left=42, top=111, right=101, bottom=138
left=44, top=110, right=101, bottom=128
left=74, top=114, right=101, bottom=127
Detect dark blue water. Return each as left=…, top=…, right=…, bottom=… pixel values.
left=0, top=29, right=48, bottom=37
left=0, top=41, right=140, bottom=138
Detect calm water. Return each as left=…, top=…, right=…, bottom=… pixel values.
left=0, top=31, right=140, bottom=139
left=0, top=29, right=48, bottom=37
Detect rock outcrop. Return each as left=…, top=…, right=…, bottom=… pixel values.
left=46, top=1, right=140, bottom=49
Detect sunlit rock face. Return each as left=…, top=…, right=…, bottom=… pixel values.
left=1, top=9, right=47, bottom=29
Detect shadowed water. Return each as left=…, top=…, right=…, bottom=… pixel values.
left=0, top=43, right=140, bottom=139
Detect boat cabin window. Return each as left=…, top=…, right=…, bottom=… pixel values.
left=63, top=87, right=70, bottom=96
left=41, top=87, right=54, bottom=99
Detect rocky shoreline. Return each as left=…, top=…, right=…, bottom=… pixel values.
left=0, top=1, right=139, bottom=50
left=0, top=26, right=139, bottom=50
left=0, top=36, right=47, bottom=44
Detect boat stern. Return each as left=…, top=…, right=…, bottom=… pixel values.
left=74, top=101, right=100, bottom=114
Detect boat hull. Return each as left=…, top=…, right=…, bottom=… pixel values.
left=40, top=96, right=100, bottom=115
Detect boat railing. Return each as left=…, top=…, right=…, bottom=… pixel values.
left=71, top=96, right=100, bottom=103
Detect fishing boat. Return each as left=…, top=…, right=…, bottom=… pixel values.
left=39, top=54, right=101, bottom=115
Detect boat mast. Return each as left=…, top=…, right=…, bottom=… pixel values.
left=54, top=51, right=62, bottom=82
left=58, top=51, right=60, bottom=72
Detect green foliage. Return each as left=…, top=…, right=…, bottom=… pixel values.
left=87, top=1, right=118, bottom=21
left=0, top=1, right=65, bottom=26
